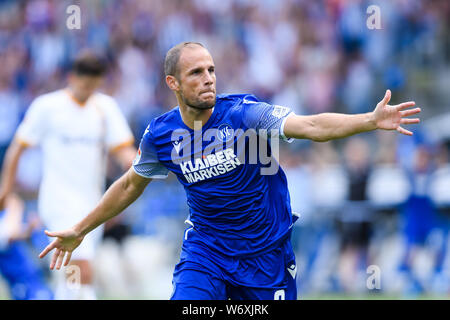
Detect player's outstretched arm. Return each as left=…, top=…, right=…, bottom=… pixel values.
left=283, top=89, right=421, bottom=142
left=39, top=167, right=152, bottom=269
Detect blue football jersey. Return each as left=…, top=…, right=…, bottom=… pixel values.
left=133, top=94, right=299, bottom=257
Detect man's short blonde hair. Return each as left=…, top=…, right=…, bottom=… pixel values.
left=164, top=42, right=205, bottom=78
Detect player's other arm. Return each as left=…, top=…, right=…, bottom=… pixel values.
left=0, top=193, right=37, bottom=246
left=74, top=167, right=150, bottom=237
left=110, top=144, right=137, bottom=170
left=1, top=95, right=48, bottom=209
left=39, top=167, right=151, bottom=269
left=283, top=90, right=421, bottom=142
left=0, top=139, right=29, bottom=210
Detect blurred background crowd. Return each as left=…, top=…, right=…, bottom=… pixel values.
left=0, top=0, right=449, bottom=299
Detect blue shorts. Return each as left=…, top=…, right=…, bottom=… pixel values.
left=0, top=241, right=53, bottom=300
left=171, top=227, right=297, bottom=300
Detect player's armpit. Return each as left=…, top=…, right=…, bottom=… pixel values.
left=126, top=166, right=153, bottom=190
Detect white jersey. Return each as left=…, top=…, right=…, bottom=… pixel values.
left=16, top=89, right=134, bottom=227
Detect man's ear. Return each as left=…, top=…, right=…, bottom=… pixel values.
left=165, top=75, right=179, bottom=91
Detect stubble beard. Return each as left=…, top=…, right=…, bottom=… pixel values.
left=180, top=90, right=216, bottom=110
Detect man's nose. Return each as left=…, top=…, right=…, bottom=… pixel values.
left=203, top=71, right=213, bottom=85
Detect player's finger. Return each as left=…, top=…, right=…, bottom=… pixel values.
left=400, top=108, right=421, bottom=117
left=45, top=230, right=62, bottom=238
left=39, top=241, right=57, bottom=259
left=395, top=101, right=415, bottom=111
left=397, top=126, right=413, bottom=136
left=56, top=250, right=66, bottom=270
left=64, top=251, right=72, bottom=267
left=50, top=248, right=61, bottom=270
left=400, top=118, right=420, bottom=125
left=381, top=89, right=391, bottom=105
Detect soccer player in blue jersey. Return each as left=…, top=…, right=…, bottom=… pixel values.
left=38, top=42, right=421, bottom=300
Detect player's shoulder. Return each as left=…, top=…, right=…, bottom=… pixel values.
left=145, top=106, right=181, bottom=139
left=90, top=92, right=120, bottom=108
left=216, top=93, right=261, bottom=107
left=29, top=89, right=66, bottom=111
left=151, top=106, right=180, bottom=127
left=36, top=89, right=66, bottom=100
left=216, top=93, right=264, bottom=120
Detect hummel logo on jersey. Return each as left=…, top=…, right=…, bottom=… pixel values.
left=173, top=140, right=182, bottom=155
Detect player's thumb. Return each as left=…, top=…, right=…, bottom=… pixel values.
left=381, top=89, right=391, bottom=105
left=44, top=230, right=62, bottom=238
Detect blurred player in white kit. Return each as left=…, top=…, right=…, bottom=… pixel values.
left=0, top=50, right=136, bottom=299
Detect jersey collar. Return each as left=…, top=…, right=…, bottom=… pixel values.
left=177, top=105, right=218, bottom=132
left=65, top=89, right=90, bottom=107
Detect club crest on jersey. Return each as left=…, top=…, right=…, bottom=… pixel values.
left=217, top=124, right=233, bottom=142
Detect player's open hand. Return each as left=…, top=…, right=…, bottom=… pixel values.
left=372, top=89, right=421, bottom=136
left=39, top=228, right=84, bottom=270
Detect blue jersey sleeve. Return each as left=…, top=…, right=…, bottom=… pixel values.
left=241, top=98, right=294, bottom=142
left=132, top=124, right=169, bottom=179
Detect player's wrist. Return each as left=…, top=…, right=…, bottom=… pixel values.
left=366, top=111, right=378, bottom=131
left=72, top=223, right=86, bottom=237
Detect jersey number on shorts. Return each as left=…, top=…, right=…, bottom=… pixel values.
left=274, top=289, right=285, bottom=300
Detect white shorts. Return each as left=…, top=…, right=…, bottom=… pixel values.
left=41, top=212, right=104, bottom=261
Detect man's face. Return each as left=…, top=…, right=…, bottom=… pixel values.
left=68, top=74, right=104, bottom=100
left=170, top=46, right=216, bottom=109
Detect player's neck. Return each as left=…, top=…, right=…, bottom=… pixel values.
left=178, top=103, right=214, bottom=130
left=66, top=87, right=90, bottom=106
